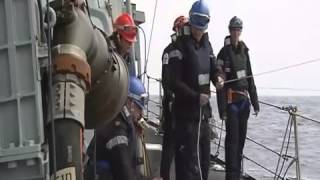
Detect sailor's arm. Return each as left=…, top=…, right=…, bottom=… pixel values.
left=161, top=47, right=171, bottom=92
left=107, top=135, right=135, bottom=180
left=246, top=53, right=260, bottom=112
left=215, top=48, right=228, bottom=120
left=168, top=48, right=200, bottom=104
left=209, top=44, right=224, bottom=89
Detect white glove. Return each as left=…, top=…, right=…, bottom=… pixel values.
left=200, top=93, right=209, bottom=106
left=215, top=76, right=224, bottom=90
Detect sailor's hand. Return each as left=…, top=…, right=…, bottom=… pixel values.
left=221, top=112, right=227, bottom=120
left=200, top=93, right=209, bottom=106
left=252, top=110, right=259, bottom=117
left=151, top=177, right=163, bottom=180
left=215, top=76, right=224, bottom=90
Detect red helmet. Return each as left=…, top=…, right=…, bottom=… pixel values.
left=172, top=15, right=188, bottom=31
left=114, top=13, right=137, bottom=43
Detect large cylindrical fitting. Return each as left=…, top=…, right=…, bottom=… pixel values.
left=85, top=51, right=129, bottom=128
left=52, top=7, right=129, bottom=128
left=48, top=119, right=83, bottom=180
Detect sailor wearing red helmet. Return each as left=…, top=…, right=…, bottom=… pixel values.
left=160, top=15, right=189, bottom=180
left=110, top=13, right=137, bottom=58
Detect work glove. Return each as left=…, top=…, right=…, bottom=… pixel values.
left=150, top=177, right=163, bottom=180
left=215, top=76, right=224, bottom=90
left=200, top=93, right=209, bottom=106
left=221, top=112, right=227, bottom=120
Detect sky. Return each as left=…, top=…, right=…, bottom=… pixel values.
left=131, top=0, right=320, bottom=96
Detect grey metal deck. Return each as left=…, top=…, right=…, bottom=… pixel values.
left=144, top=128, right=233, bottom=180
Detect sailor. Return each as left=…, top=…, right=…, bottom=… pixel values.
left=109, top=13, right=137, bottom=75
left=168, top=1, right=224, bottom=180
left=160, top=15, right=189, bottom=180
left=110, top=13, right=137, bottom=57
left=216, top=16, right=260, bottom=180
left=84, top=76, right=162, bottom=180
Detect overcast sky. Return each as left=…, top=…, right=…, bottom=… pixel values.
left=132, top=0, right=320, bottom=96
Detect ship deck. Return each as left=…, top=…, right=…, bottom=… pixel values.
left=144, top=128, right=254, bottom=180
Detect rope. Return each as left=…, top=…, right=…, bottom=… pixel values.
left=197, top=108, right=203, bottom=180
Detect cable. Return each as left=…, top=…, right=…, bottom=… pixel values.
left=260, top=101, right=320, bottom=124
left=277, top=116, right=293, bottom=179
left=259, top=101, right=283, bottom=110
left=295, top=113, right=320, bottom=125
left=197, top=107, right=203, bottom=180
left=282, top=158, right=297, bottom=179
left=143, top=0, right=158, bottom=83
left=243, top=155, right=284, bottom=179
left=258, top=87, right=320, bottom=92
left=93, top=131, right=97, bottom=180
left=274, top=115, right=292, bottom=180
left=146, top=109, right=159, bottom=117
left=210, top=121, right=283, bottom=157
left=85, top=0, right=94, bottom=26
left=45, top=0, right=57, bottom=178
left=143, top=137, right=152, bottom=176
left=137, top=25, right=147, bottom=79
left=212, top=119, right=223, bottom=157
left=222, top=57, right=320, bottom=85
left=37, top=0, right=46, bottom=43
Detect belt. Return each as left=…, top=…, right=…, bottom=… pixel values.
left=227, top=88, right=248, bottom=104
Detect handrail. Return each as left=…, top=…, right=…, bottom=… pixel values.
left=148, top=98, right=161, bottom=105
left=260, top=100, right=320, bottom=125
left=212, top=141, right=285, bottom=179
left=210, top=122, right=282, bottom=157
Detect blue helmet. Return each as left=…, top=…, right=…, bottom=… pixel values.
left=128, top=76, right=147, bottom=109
left=189, top=0, right=210, bottom=30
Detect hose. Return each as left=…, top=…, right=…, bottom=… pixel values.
left=43, top=7, right=57, bottom=29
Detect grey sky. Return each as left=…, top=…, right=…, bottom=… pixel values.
left=132, top=0, right=320, bottom=96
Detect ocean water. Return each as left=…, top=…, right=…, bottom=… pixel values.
left=209, top=96, right=320, bottom=180
left=147, top=96, right=320, bottom=180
